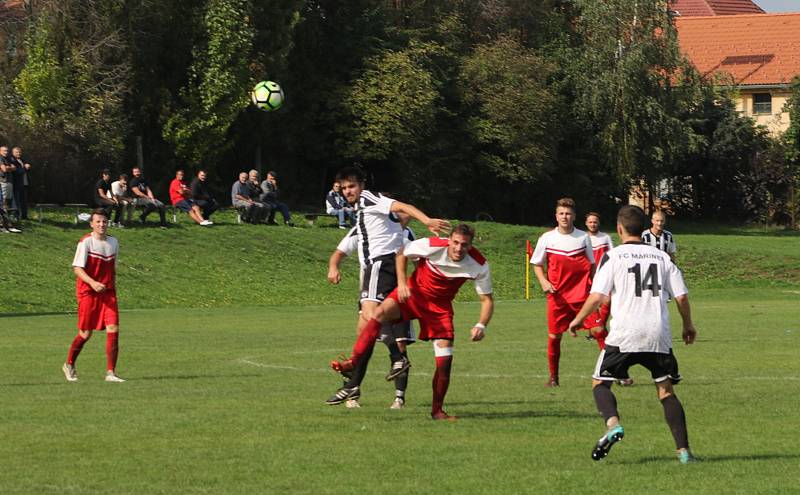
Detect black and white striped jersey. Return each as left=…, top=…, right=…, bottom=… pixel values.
left=641, top=229, right=676, bottom=255
left=347, top=190, right=405, bottom=265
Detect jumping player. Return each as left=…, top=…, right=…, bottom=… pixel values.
left=62, top=209, right=125, bottom=383
left=327, top=224, right=493, bottom=421
left=329, top=220, right=417, bottom=409
left=568, top=205, right=698, bottom=464
left=581, top=212, right=613, bottom=349
left=531, top=198, right=594, bottom=387
left=328, top=167, right=449, bottom=383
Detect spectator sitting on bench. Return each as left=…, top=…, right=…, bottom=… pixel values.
left=190, top=169, right=219, bottom=221
left=94, top=169, right=123, bottom=228
left=129, top=166, right=168, bottom=228
left=232, top=172, right=269, bottom=224
left=260, top=170, right=293, bottom=226
left=111, top=173, right=135, bottom=226
left=326, top=180, right=355, bottom=229
left=170, top=169, right=212, bottom=226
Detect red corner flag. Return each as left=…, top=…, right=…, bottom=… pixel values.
left=526, top=239, right=533, bottom=259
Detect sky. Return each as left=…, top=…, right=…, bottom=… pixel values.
left=755, top=0, right=799, bottom=12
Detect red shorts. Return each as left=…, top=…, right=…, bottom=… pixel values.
left=546, top=294, right=585, bottom=334
left=583, top=303, right=610, bottom=330
left=77, top=290, right=119, bottom=331
left=387, top=289, right=454, bottom=341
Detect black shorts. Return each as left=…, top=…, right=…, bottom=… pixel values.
left=360, top=254, right=397, bottom=303
left=593, top=346, right=682, bottom=384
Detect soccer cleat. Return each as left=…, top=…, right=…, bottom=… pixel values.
left=325, top=386, right=359, bottom=405
left=616, top=378, right=634, bottom=386
left=390, top=397, right=405, bottom=410
left=200, top=220, right=212, bottom=226
left=677, top=449, right=699, bottom=464
left=431, top=411, right=458, bottom=422
left=544, top=377, right=559, bottom=388
left=592, top=425, right=624, bottom=461
left=330, top=356, right=354, bottom=380
left=386, top=356, right=411, bottom=381
left=105, top=371, right=126, bottom=382
left=62, top=363, right=78, bottom=382
left=8, top=227, right=22, bottom=233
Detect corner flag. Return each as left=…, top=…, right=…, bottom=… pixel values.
left=525, top=239, right=532, bottom=300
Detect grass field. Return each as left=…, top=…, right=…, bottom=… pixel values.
left=2, top=214, right=799, bottom=493
left=2, top=291, right=799, bottom=494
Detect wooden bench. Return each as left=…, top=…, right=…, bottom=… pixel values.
left=34, top=203, right=60, bottom=222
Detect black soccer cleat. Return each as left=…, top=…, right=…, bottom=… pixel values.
left=325, top=386, right=360, bottom=406
left=592, top=425, right=624, bottom=461
left=385, top=356, right=411, bottom=381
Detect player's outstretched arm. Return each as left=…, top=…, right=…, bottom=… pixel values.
left=470, top=293, right=494, bottom=341
left=390, top=201, right=450, bottom=236
left=567, top=292, right=604, bottom=336
left=327, top=250, right=347, bottom=284
left=674, top=295, right=697, bottom=344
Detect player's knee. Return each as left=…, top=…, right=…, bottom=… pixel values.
left=433, top=340, right=453, bottom=357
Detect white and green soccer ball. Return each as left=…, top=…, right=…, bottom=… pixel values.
left=251, top=80, right=284, bottom=111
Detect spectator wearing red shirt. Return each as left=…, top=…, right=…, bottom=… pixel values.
left=169, top=169, right=212, bottom=226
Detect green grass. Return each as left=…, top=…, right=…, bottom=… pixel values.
left=1, top=292, right=798, bottom=494
left=2, top=214, right=800, bottom=493
left=3, top=211, right=800, bottom=314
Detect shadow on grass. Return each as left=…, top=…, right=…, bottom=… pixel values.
left=623, top=453, right=800, bottom=464
left=441, top=401, right=597, bottom=420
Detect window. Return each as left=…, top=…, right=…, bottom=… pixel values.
left=753, top=93, right=772, bottom=115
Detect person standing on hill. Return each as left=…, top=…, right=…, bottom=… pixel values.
left=531, top=197, right=595, bottom=387
left=62, top=209, right=125, bottom=383
left=568, top=204, right=698, bottom=464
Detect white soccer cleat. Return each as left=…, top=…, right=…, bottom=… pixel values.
left=200, top=220, right=212, bottom=226
left=8, top=227, right=22, bottom=233
left=390, top=397, right=405, bottom=410
left=105, top=371, right=126, bottom=382
left=62, top=363, right=78, bottom=382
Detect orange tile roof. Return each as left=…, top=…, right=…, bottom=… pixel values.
left=671, top=0, right=765, bottom=16
left=676, top=13, right=800, bottom=86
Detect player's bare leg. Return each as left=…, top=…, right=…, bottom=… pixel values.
left=591, top=379, right=624, bottom=460
left=656, top=381, right=696, bottom=463
left=430, top=339, right=457, bottom=421
left=545, top=333, right=562, bottom=387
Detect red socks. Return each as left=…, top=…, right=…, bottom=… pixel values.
left=67, top=334, right=88, bottom=365
left=350, top=318, right=382, bottom=365
left=431, top=355, right=453, bottom=416
left=106, top=332, right=119, bottom=371
left=547, top=337, right=561, bottom=380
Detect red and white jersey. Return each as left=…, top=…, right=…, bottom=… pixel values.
left=591, top=242, right=688, bottom=353
left=73, top=233, right=119, bottom=296
left=403, top=237, right=492, bottom=301
left=589, top=232, right=614, bottom=268
left=531, top=228, right=594, bottom=303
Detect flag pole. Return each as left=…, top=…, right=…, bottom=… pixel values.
left=525, top=239, right=531, bottom=300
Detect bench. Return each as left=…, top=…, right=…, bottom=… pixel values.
left=64, top=203, right=91, bottom=224
left=34, top=203, right=60, bottom=222
left=304, top=213, right=329, bottom=226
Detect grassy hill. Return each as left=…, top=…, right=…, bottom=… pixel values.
left=2, top=210, right=799, bottom=314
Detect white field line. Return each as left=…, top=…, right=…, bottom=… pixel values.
left=236, top=358, right=800, bottom=382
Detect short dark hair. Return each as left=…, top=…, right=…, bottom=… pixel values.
left=336, top=166, right=366, bottom=184
left=556, top=197, right=576, bottom=212
left=91, top=208, right=109, bottom=221
left=102, top=168, right=111, bottom=175
left=586, top=211, right=601, bottom=220
left=119, top=173, right=128, bottom=180
left=266, top=170, right=277, bottom=177
left=617, top=205, right=646, bottom=236
left=451, top=223, right=475, bottom=241
left=198, top=169, right=207, bottom=175
left=175, top=168, right=184, bottom=174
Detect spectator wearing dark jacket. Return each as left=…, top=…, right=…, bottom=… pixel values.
left=260, top=170, right=293, bottom=226
left=326, top=181, right=355, bottom=229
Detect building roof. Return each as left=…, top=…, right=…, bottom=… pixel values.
left=676, top=13, right=800, bottom=86
left=671, top=0, right=765, bottom=16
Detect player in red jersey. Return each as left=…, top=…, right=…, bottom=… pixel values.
left=581, top=212, right=613, bottom=350
left=327, top=224, right=494, bottom=421
left=531, top=198, right=595, bottom=387
left=62, top=209, right=125, bottom=383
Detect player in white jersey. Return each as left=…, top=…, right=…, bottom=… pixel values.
left=328, top=167, right=450, bottom=388
left=329, top=220, right=417, bottom=409
left=568, top=205, right=698, bottom=464
left=641, top=210, right=676, bottom=262
left=581, top=212, right=613, bottom=350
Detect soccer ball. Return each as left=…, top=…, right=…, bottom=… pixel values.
left=251, top=81, right=284, bottom=111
